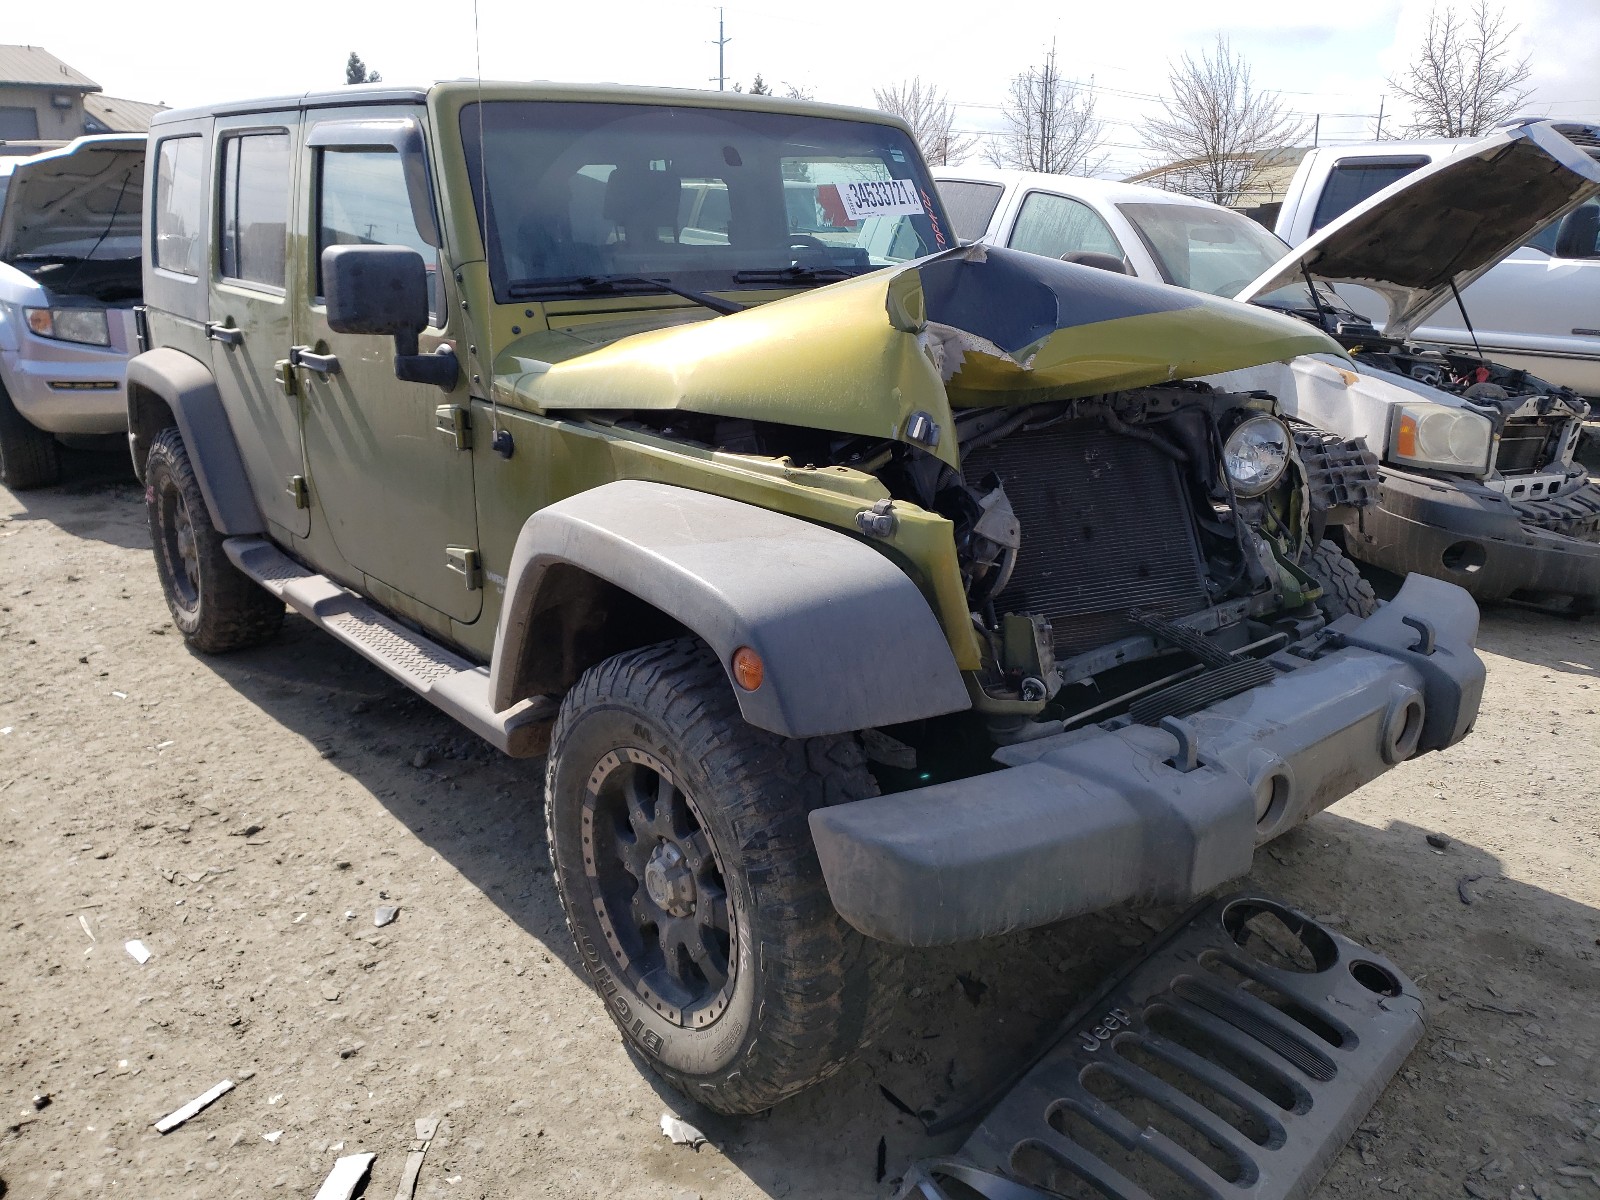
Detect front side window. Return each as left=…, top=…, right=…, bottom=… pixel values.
left=219, top=132, right=291, bottom=289
left=1119, top=201, right=1292, bottom=298
left=153, top=136, right=204, bottom=276
left=1008, top=191, right=1124, bottom=263
left=1309, top=157, right=1429, bottom=233
left=316, top=147, right=437, bottom=306
left=938, top=180, right=1005, bottom=242
left=460, top=101, right=951, bottom=301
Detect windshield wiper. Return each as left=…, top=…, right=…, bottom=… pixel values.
left=505, top=274, right=745, bottom=315
left=731, top=264, right=858, bottom=285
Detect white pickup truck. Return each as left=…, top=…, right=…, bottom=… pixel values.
left=935, top=121, right=1600, bottom=610
left=1274, top=132, right=1600, bottom=397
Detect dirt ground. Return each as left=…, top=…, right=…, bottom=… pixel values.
left=2, top=449, right=1598, bottom=1200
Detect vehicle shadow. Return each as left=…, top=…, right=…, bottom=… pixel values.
left=195, top=619, right=1600, bottom=1200
left=1, top=443, right=145, bottom=550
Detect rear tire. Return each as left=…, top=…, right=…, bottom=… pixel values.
left=0, top=383, right=60, bottom=490
left=145, top=427, right=284, bottom=652
left=1305, top=538, right=1378, bottom=620
left=545, top=638, right=899, bottom=1114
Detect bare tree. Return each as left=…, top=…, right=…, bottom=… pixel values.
left=873, top=77, right=976, bottom=167
left=782, top=81, right=816, bottom=101
left=1140, top=36, right=1304, bottom=206
left=986, top=46, right=1105, bottom=175
left=1389, top=1, right=1532, bottom=137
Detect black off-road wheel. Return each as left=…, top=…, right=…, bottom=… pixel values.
left=1305, top=538, right=1378, bottom=620
left=545, top=638, right=899, bottom=1114
left=145, top=427, right=284, bottom=653
left=0, top=383, right=60, bottom=490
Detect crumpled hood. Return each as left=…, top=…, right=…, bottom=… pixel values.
left=499, top=244, right=1338, bottom=467
left=1236, top=120, right=1600, bottom=337
left=0, top=135, right=145, bottom=262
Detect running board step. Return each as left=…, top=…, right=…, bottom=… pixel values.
left=902, top=894, right=1424, bottom=1200
left=224, top=537, right=553, bottom=757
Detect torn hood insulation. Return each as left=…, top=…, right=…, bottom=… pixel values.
left=0, top=135, right=146, bottom=262
left=1236, top=119, right=1600, bottom=338
left=496, top=244, right=1337, bottom=468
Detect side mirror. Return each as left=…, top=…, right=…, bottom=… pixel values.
left=322, top=244, right=458, bottom=389
left=1061, top=251, right=1130, bottom=275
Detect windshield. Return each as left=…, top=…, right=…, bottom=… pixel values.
left=460, top=101, right=951, bottom=302
left=1118, top=200, right=1298, bottom=299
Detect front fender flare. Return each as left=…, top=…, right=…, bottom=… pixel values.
left=125, top=347, right=264, bottom=535
left=490, top=480, right=971, bottom=738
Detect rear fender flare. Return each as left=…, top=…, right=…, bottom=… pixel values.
left=125, top=347, right=264, bottom=535
left=490, top=480, right=971, bottom=739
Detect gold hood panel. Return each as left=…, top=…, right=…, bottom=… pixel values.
left=499, top=245, right=1340, bottom=469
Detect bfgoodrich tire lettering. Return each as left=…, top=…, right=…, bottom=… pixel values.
left=145, top=427, right=284, bottom=653
left=545, top=638, right=898, bottom=1114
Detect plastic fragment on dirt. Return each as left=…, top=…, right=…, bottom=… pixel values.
left=125, top=940, right=152, bottom=964
left=313, top=1152, right=376, bottom=1200
left=78, top=914, right=95, bottom=941
left=660, top=1113, right=707, bottom=1148
left=374, top=906, right=399, bottom=928
left=263, top=1130, right=282, bottom=1143
left=154, top=1079, right=235, bottom=1133
left=392, top=1116, right=441, bottom=1200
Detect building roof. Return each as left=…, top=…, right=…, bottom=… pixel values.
left=84, top=94, right=166, bottom=132
left=0, top=45, right=100, bottom=92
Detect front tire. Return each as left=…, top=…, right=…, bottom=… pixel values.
left=545, top=638, right=897, bottom=1114
left=1304, top=538, right=1378, bottom=620
left=0, top=383, right=60, bottom=490
left=145, top=427, right=284, bottom=653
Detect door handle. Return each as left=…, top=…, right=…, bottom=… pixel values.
left=204, top=321, right=243, bottom=346
left=290, top=345, right=341, bottom=375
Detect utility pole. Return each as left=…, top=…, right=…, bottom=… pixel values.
left=710, top=8, right=731, bottom=92
left=1375, top=96, right=1385, bottom=139
left=1312, top=113, right=1320, bottom=147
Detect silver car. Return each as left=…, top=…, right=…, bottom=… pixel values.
left=0, top=134, right=145, bottom=488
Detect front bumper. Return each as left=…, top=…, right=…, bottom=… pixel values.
left=1346, top=467, right=1600, bottom=603
left=810, top=575, right=1483, bottom=946
left=1, top=344, right=130, bottom=436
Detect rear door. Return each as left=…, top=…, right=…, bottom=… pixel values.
left=292, top=107, right=480, bottom=626
left=207, top=114, right=308, bottom=537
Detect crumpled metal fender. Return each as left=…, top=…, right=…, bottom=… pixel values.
left=499, top=245, right=1341, bottom=468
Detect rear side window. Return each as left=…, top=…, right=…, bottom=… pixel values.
left=1008, top=191, right=1124, bottom=261
left=219, top=132, right=291, bottom=289
left=153, top=136, right=205, bottom=276
left=316, top=148, right=436, bottom=305
left=1310, top=157, right=1430, bottom=232
left=938, top=180, right=1005, bottom=242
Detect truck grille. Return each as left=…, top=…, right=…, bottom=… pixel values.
left=1495, top=417, right=1563, bottom=474
left=963, top=421, right=1210, bottom=657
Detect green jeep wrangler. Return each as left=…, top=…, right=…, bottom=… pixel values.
left=129, top=82, right=1485, bottom=1113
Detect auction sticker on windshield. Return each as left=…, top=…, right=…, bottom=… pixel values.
left=836, top=178, right=924, bottom=221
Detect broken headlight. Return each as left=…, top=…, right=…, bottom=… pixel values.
left=1223, top=415, right=1290, bottom=496
left=1389, top=402, right=1491, bottom=474
left=25, top=306, right=111, bottom=347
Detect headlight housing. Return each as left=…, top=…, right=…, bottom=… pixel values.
left=1223, top=415, right=1291, bottom=496
left=1389, top=402, right=1491, bottom=474
left=24, top=306, right=111, bottom=347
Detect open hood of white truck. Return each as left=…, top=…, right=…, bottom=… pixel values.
left=1236, top=120, right=1600, bottom=338
left=0, top=134, right=146, bottom=263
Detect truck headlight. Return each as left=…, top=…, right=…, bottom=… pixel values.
left=1390, top=402, right=1491, bottom=473
left=1223, top=415, right=1291, bottom=496
left=24, top=306, right=111, bottom=347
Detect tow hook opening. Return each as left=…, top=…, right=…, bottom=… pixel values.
left=1350, top=960, right=1404, bottom=996
left=1441, top=539, right=1487, bottom=573
left=1382, top=690, right=1426, bottom=764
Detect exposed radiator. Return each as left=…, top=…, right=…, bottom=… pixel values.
left=963, top=420, right=1211, bottom=657
left=1495, top=417, right=1564, bottom=474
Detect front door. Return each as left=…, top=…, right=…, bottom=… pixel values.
left=293, top=108, right=481, bottom=626
left=207, top=114, right=309, bottom=537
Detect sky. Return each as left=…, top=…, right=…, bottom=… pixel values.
left=11, top=0, right=1600, bottom=178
